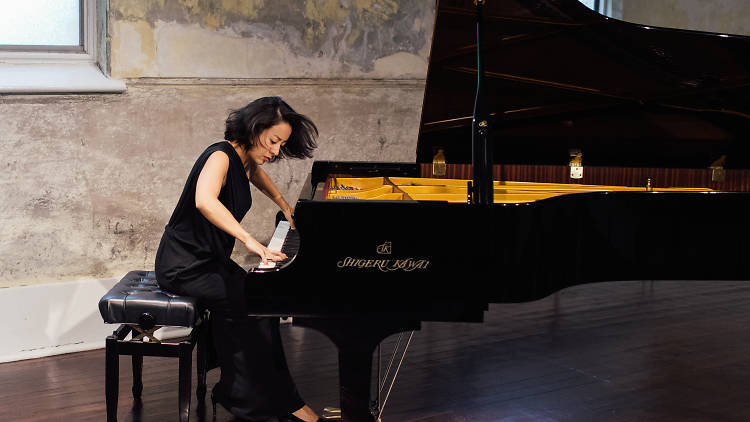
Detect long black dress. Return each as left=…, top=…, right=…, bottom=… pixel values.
left=155, top=141, right=304, bottom=421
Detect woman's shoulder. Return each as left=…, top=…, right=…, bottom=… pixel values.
left=192, top=141, right=247, bottom=176
left=203, top=140, right=232, bottom=154
left=197, top=141, right=234, bottom=161
left=188, top=142, right=231, bottom=173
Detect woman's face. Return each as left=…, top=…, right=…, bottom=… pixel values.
left=248, top=121, right=292, bottom=165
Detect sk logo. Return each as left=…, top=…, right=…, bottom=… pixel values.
left=376, top=241, right=392, bottom=255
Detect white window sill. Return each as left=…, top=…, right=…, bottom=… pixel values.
left=0, top=62, right=126, bottom=94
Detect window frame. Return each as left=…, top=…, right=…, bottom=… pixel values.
left=0, top=0, right=125, bottom=93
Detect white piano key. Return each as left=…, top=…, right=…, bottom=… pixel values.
left=257, top=221, right=291, bottom=269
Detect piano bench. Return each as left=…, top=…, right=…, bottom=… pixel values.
left=98, top=270, right=210, bottom=422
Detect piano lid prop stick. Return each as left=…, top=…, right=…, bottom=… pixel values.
left=472, top=0, right=493, bottom=205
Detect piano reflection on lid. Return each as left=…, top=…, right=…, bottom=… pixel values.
left=245, top=1, right=750, bottom=421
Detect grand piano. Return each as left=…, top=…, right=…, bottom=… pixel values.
left=246, top=1, right=750, bottom=421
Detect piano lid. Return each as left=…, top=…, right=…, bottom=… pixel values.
left=416, top=0, right=750, bottom=169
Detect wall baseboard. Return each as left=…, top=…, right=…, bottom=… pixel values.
left=0, top=275, right=292, bottom=363
left=0, top=276, right=187, bottom=363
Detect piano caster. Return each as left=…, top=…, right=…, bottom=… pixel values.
left=322, top=407, right=341, bottom=420
left=321, top=406, right=382, bottom=421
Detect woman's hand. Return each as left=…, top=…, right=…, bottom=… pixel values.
left=243, top=236, right=287, bottom=264
left=282, top=207, right=296, bottom=230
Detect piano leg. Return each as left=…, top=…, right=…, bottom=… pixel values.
left=294, top=317, right=421, bottom=422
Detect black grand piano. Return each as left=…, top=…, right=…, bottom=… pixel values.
left=246, top=1, right=750, bottom=421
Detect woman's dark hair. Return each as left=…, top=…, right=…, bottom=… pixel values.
left=224, top=96, right=318, bottom=161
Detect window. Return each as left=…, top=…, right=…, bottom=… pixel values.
left=0, top=1, right=81, bottom=50
left=0, top=0, right=125, bottom=93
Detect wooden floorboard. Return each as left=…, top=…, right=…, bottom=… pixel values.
left=2, top=280, right=750, bottom=421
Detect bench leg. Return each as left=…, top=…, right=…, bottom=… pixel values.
left=105, top=334, right=120, bottom=422
left=196, top=319, right=208, bottom=404
left=178, top=341, right=193, bottom=422
left=132, top=354, right=143, bottom=399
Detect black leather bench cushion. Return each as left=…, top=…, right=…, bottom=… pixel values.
left=99, top=270, right=197, bottom=328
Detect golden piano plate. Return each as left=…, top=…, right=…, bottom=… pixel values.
left=325, top=176, right=712, bottom=203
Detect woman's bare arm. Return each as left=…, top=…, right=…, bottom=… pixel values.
left=250, top=165, right=296, bottom=229
left=195, top=151, right=286, bottom=263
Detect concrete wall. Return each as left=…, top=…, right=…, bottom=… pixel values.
left=110, top=0, right=433, bottom=79
left=0, top=0, right=434, bottom=289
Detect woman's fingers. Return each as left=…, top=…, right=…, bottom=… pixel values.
left=267, top=250, right=287, bottom=261
left=244, top=238, right=269, bottom=264
left=244, top=236, right=287, bottom=264
left=259, top=247, right=286, bottom=263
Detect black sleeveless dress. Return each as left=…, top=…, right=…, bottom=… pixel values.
left=155, top=141, right=304, bottom=421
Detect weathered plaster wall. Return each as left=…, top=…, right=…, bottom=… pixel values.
left=109, top=0, right=433, bottom=79
left=0, top=0, right=433, bottom=288
left=0, top=82, right=424, bottom=287
left=617, top=0, right=750, bottom=36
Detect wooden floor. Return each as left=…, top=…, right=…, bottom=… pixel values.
left=3, top=280, right=750, bottom=422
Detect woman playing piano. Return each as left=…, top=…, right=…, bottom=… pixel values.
left=155, top=96, right=323, bottom=422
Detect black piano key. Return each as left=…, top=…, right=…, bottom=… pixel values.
left=274, top=229, right=300, bottom=268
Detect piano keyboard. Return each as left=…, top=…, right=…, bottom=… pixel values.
left=255, top=220, right=300, bottom=271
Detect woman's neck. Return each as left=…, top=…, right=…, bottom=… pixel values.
left=227, top=140, right=256, bottom=178
left=227, top=140, right=249, bottom=167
